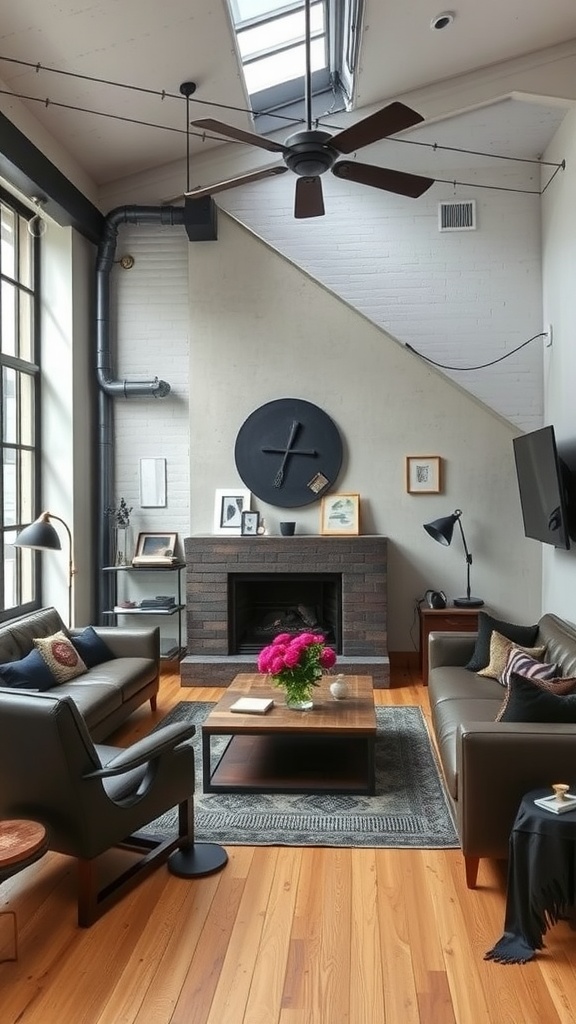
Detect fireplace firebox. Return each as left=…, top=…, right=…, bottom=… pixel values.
left=181, top=535, right=388, bottom=687
left=229, top=573, right=342, bottom=654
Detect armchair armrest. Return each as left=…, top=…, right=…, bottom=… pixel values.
left=85, top=721, right=195, bottom=778
left=428, top=631, right=477, bottom=670
left=456, top=721, right=576, bottom=858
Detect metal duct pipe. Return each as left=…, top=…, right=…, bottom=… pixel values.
left=96, top=204, right=188, bottom=618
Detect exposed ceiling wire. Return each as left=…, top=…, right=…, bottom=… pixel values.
left=0, top=53, right=565, bottom=197
left=405, top=332, right=547, bottom=371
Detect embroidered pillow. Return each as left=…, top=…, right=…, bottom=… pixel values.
left=33, top=631, right=87, bottom=683
left=497, top=672, right=576, bottom=723
left=465, top=612, right=539, bottom=672
left=499, top=647, right=560, bottom=689
left=477, top=630, right=546, bottom=682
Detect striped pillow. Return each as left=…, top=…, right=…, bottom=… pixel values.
left=499, top=646, right=561, bottom=690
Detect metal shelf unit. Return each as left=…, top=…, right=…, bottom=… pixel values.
left=103, top=563, right=186, bottom=660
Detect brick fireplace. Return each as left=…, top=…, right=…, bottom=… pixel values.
left=180, top=535, right=389, bottom=687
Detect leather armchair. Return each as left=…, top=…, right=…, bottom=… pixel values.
left=0, top=690, right=197, bottom=925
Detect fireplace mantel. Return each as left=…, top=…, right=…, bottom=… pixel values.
left=180, top=535, right=389, bottom=687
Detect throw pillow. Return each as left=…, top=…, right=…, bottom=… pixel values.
left=499, top=647, right=560, bottom=690
left=465, top=611, right=539, bottom=672
left=498, top=671, right=576, bottom=723
left=0, top=648, right=55, bottom=690
left=477, top=630, right=546, bottom=682
left=70, top=626, right=113, bottom=668
left=33, top=631, right=87, bottom=683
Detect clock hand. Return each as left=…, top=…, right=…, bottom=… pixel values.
left=274, top=420, right=300, bottom=488
left=261, top=446, right=317, bottom=456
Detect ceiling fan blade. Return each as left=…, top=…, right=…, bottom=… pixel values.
left=184, top=165, right=288, bottom=200
left=191, top=117, right=286, bottom=155
left=332, top=161, right=434, bottom=199
left=294, top=176, right=325, bottom=219
left=330, top=102, right=425, bottom=154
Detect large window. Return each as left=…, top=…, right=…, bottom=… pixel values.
left=0, top=190, right=40, bottom=618
left=228, top=0, right=363, bottom=133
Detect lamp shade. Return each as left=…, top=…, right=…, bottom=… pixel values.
left=14, top=516, right=62, bottom=551
left=423, top=513, right=458, bottom=546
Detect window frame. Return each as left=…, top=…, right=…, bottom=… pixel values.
left=0, top=186, right=41, bottom=623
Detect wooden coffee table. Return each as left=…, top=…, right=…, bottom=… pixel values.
left=201, top=673, right=376, bottom=795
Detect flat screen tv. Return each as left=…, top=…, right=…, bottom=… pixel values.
left=513, top=425, right=573, bottom=550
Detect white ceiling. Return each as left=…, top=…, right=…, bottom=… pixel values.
left=0, top=0, right=576, bottom=188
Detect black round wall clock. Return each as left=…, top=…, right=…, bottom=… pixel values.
left=234, top=398, right=343, bottom=508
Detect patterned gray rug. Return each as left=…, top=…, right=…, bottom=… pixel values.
left=144, top=702, right=458, bottom=848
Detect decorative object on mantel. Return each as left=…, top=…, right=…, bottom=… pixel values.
left=105, top=498, right=133, bottom=566
left=280, top=521, right=296, bottom=536
left=320, top=493, right=360, bottom=535
left=241, top=510, right=260, bottom=536
left=234, top=398, right=343, bottom=508
left=423, top=508, right=484, bottom=608
left=213, top=488, right=251, bottom=535
left=406, top=456, right=442, bottom=494
left=257, top=631, right=337, bottom=710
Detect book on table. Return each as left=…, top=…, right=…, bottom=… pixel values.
left=229, top=697, right=275, bottom=715
left=534, top=793, right=576, bottom=814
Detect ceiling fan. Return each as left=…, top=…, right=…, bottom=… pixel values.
left=183, top=0, right=435, bottom=219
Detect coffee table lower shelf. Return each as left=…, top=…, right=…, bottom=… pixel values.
left=203, top=732, right=375, bottom=795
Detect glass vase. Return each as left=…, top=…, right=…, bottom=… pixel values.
left=284, top=683, right=315, bottom=711
left=114, top=525, right=131, bottom=566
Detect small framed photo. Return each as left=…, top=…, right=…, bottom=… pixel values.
left=320, top=493, right=360, bottom=536
left=135, top=531, right=177, bottom=557
left=213, top=488, right=251, bottom=535
left=241, top=510, right=260, bottom=536
left=406, top=456, right=442, bottom=494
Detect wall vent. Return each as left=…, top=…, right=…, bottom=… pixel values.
left=438, top=200, right=476, bottom=231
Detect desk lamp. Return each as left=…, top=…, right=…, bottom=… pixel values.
left=423, top=508, right=484, bottom=608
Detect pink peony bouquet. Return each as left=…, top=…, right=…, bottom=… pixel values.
left=257, top=631, right=337, bottom=706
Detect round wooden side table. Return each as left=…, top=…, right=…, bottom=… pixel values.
left=0, top=820, right=49, bottom=963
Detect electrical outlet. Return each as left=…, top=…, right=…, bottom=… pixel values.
left=544, top=324, right=553, bottom=347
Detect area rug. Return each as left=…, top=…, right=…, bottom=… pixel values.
left=144, top=702, right=458, bottom=849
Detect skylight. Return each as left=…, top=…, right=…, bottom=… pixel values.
left=227, top=0, right=362, bottom=132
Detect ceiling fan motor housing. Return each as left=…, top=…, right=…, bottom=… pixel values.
left=283, top=130, right=339, bottom=177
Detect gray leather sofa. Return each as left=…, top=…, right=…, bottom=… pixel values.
left=428, top=613, right=576, bottom=887
left=0, top=607, right=159, bottom=741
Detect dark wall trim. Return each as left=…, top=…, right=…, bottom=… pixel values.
left=0, top=110, right=105, bottom=244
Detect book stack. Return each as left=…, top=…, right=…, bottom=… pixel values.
left=139, top=596, right=176, bottom=610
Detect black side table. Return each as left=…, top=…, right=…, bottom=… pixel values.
left=485, top=787, right=576, bottom=963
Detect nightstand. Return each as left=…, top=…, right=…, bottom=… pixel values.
left=419, top=605, right=480, bottom=685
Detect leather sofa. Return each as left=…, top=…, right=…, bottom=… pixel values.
left=428, top=612, right=576, bottom=887
left=0, top=607, right=159, bottom=741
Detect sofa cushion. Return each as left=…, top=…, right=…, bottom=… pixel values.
left=498, top=672, right=576, bottom=723
left=477, top=631, right=547, bottom=683
left=0, top=648, right=55, bottom=690
left=431, top=695, right=504, bottom=799
left=33, top=632, right=87, bottom=683
left=8, top=607, right=68, bottom=658
left=83, top=657, right=158, bottom=701
left=465, top=612, right=539, bottom=672
left=71, top=626, right=114, bottom=668
left=499, top=647, right=560, bottom=690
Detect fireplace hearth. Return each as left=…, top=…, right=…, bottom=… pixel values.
left=181, top=535, right=388, bottom=687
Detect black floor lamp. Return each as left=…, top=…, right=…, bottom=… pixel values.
left=423, top=508, right=484, bottom=608
left=15, top=512, right=76, bottom=626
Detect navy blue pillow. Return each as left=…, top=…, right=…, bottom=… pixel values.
left=70, top=626, right=113, bottom=668
left=0, top=648, right=55, bottom=690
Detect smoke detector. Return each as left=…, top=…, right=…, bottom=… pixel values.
left=430, top=11, right=454, bottom=30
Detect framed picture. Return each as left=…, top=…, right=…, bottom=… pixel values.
left=135, top=531, right=177, bottom=557
left=241, top=510, right=260, bottom=536
left=406, top=456, right=442, bottom=494
left=139, top=458, right=167, bottom=507
left=320, top=493, right=360, bottom=535
left=213, top=488, right=251, bottom=535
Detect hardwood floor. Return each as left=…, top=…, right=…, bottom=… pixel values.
left=2, top=664, right=576, bottom=1024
